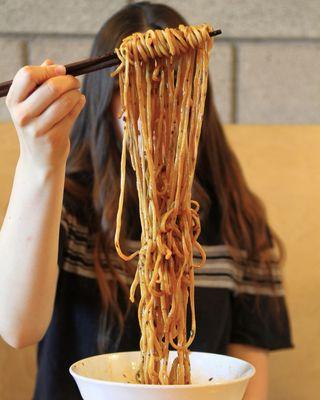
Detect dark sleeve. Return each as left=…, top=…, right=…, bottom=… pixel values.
left=229, top=220, right=293, bottom=351
left=230, top=292, right=294, bottom=351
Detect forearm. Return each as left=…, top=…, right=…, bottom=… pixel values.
left=0, top=157, right=65, bottom=347
left=227, top=343, right=269, bottom=400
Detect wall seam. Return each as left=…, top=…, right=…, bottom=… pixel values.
left=1, top=32, right=320, bottom=43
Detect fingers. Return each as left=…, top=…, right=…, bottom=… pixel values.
left=47, top=95, right=86, bottom=137
left=7, top=63, right=66, bottom=105
left=41, top=59, right=55, bottom=67
left=16, top=74, right=81, bottom=124
left=29, top=90, right=85, bottom=136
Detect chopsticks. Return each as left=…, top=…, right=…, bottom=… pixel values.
left=0, top=29, right=222, bottom=98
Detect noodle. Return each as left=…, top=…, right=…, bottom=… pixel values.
left=112, top=23, right=213, bottom=385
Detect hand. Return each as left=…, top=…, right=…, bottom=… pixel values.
left=5, top=59, right=86, bottom=172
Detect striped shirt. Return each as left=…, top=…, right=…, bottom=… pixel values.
left=60, top=204, right=284, bottom=296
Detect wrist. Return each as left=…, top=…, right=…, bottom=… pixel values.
left=16, top=156, right=66, bottom=185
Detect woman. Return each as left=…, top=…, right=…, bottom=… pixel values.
left=0, top=2, right=292, bottom=399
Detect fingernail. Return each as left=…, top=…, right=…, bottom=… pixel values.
left=55, top=65, right=66, bottom=75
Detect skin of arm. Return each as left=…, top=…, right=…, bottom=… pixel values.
left=0, top=60, right=85, bottom=348
left=0, top=162, right=65, bottom=348
left=227, top=343, right=269, bottom=400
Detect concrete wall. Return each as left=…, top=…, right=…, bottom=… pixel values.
left=0, top=0, right=319, bottom=123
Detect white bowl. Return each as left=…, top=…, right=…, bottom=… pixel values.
left=70, top=351, right=255, bottom=400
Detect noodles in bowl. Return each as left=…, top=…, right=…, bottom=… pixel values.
left=70, top=351, right=255, bottom=400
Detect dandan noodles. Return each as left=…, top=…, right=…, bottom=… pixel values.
left=112, top=23, right=213, bottom=385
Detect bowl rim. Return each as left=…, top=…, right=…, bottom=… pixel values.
left=69, top=350, right=256, bottom=389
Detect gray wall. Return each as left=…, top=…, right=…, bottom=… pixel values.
left=0, top=0, right=319, bottom=123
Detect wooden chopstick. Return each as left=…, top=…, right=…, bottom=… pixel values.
left=0, top=29, right=221, bottom=98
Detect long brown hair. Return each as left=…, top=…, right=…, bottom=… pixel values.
left=65, top=1, right=284, bottom=352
